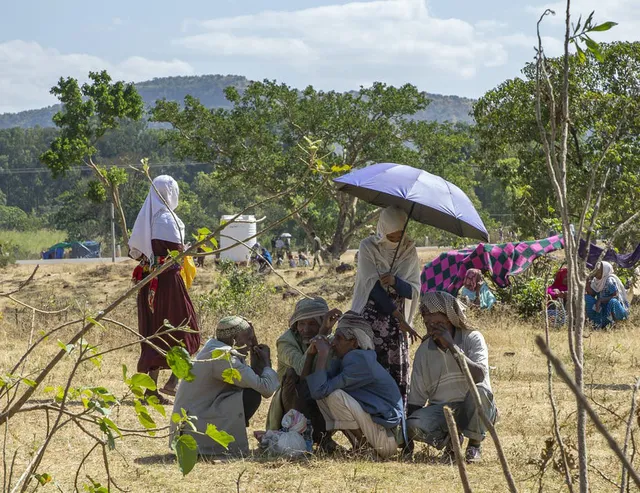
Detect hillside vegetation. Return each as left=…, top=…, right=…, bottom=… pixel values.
left=0, top=74, right=475, bottom=129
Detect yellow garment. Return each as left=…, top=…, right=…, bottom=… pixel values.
left=180, top=256, right=197, bottom=289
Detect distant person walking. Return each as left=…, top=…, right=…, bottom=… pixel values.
left=129, top=175, right=200, bottom=404
left=311, top=232, right=324, bottom=270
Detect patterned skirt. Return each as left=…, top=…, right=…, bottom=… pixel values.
left=361, top=298, right=409, bottom=406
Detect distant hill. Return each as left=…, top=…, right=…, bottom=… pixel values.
left=0, top=74, right=474, bottom=129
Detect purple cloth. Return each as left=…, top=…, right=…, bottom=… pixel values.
left=579, top=241, right=640, bottom=269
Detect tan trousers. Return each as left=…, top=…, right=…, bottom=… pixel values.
left=317, top=390, right=397, bottom=459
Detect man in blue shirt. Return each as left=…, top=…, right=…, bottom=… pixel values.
left=305, top=312, right=405, bottom=458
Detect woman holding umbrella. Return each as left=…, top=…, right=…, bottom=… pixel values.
left=351, top=206, right=421, bottom=404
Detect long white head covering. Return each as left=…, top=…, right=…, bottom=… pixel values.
left=591, top=261, right=629, bottom=305
left=128, top=175, right=185, bottom=263
left=351, top=206, right=421, bottom=324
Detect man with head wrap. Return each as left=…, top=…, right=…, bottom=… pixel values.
left=170, top=316, right=278, bottom=457
left=266, top=297, right=342, bottom=450
left=406, top=292, right=496, bottom=464
left=306, top=312, right=405, bottom=459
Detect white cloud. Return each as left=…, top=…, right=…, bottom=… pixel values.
left=174, top=0, right=509, bottom=91
left=526, top=0, right=639, bottom=42
left=0, top=40, right=194, bottom=113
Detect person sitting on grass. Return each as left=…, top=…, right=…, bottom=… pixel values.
left=585, top=261, right=630, bottom=328
left=266, top=297, right=342, bottom=451
left=306, top=312, right=405, bottom=459
left=170, top=316, right=278, bottom=457
left=407, top=291, right=496, bottom=464
left=459, top=269, right=496, bottom=310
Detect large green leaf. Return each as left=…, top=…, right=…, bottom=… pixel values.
left=145, top=395, right=167, bottom=418
left=134, top=401, right=157, bottom=435
left=205, top=424, right=235, bottom=449
left=590, top=21, right=618, bottom=32
left=166, top=346, right=195, bottom=382
left=172, top=435, right=198, bottom=476
left=130, top=373, right=157, bottom=391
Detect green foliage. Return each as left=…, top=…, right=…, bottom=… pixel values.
left=510, top=277, right=548, bottom=319
left=194, top=260, right=271, bottom=323
left=172, top=434, right=199, bottom=476
left=151, top=80, right=440, bottom=254
left=166, top=346, right=196, bottom=382
left=41, top=70, right=143, bottom=178
left=1, top=74, right=475, bottom=130
left=0, top=240, right=16, bottom=267
left=474, top=41, right=640, bottom=239
left=0, top=205, right=43, bottom=230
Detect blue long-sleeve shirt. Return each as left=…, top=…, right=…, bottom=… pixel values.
left=369, top=277, right=413, bottom=315
left=306, top=349, right=404, bottom=430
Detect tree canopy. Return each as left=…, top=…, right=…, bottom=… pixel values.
left=474, top=41, right=640, bottom=245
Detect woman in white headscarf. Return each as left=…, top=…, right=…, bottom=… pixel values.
left=585, top=261, right=630, bottom=328
left=129, top=175, right=201, bottom=404
left=351, top=206, right=421, bottom=403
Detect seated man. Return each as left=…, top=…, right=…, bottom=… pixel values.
left=170, top=316, right=278, bottom=457
left=407, top=291, right=496, bottom=463
left=306, top=312, right=405, bottom=459
left=266, top=297, right=341, bottom=449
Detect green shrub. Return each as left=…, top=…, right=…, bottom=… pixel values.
left=0, top=240, right=16, bottom=267
left=195, top=260, right=272, bottom=327
left=510, top=276, right=547, bottom=319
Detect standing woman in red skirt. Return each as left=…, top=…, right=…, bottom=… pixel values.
left=129, top=175, right=200, bottom=404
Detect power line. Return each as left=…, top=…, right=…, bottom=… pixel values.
left=0, top=161, right=210, bottom=176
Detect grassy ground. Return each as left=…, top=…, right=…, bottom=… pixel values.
left=1, top=229, right=67, bottom=259
left=0, top=259, right=639, bottom=492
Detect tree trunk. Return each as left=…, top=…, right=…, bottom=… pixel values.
left=110, top=186, right=129, bottom=249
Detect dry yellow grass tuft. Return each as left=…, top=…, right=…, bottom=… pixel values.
left=1, top=260, right=639, bottom=492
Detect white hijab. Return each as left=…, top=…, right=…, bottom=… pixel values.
left=591, top=261, right=629, bottom=305
left=128, top=175, right=185, bottom=263
left=351, top=206, right=421, bottom=324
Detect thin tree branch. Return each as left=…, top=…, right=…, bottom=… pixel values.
left=620, top=378, right=640, bottom=493
left=544, top=298, right=574, bottom=492
left=444, top=406, right=473, bottom=493
left=450, top=346, right=518, bottom=492
left=535, top=336, right=640, bottom=489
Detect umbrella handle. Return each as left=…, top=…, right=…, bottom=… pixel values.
left=389, top=203, right=415, bottom=272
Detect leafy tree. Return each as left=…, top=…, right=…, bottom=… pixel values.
left=474, top=41, right=640, bottom=243
left=40, top=70, right=144, bottom=244
left=152, top=80, right=434, bottom=255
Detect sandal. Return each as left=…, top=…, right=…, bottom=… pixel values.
left=159, top=387, right=177, bottom=397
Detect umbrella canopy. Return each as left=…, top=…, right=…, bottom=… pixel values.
left=334, top=162, right=488, bottom=241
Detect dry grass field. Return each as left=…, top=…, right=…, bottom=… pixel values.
left=1, top=257, right=639, bottom=493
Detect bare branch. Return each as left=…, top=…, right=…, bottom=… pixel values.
left=620, top=378, right=640, bottom=493
left=450, top=346, right=518, bottom=492
left=544, top=299, right=574, bottom=492
left=443, top=406, right=473, bottom=493
left=535, top=336, right=640, bottom=488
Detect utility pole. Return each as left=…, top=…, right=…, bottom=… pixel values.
left=111, top=202, right=116, bottom=263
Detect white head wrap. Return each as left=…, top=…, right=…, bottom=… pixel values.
left=336, top=311, right=375, bottom=350
left=129, top=175, right=185, bottom=263
left=591, top=261, right=629, bottom=305
left=351, top=206, right=421, bottom=324
left=421, top=291, right=476, bottom=331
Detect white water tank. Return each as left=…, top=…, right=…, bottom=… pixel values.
left=219, top=215, right=258, bottom=263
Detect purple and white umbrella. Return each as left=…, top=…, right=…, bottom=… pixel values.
left=334, top=162, right=489, bottom=242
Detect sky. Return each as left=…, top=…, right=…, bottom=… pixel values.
left=1, top=0, right=638, bottom=113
